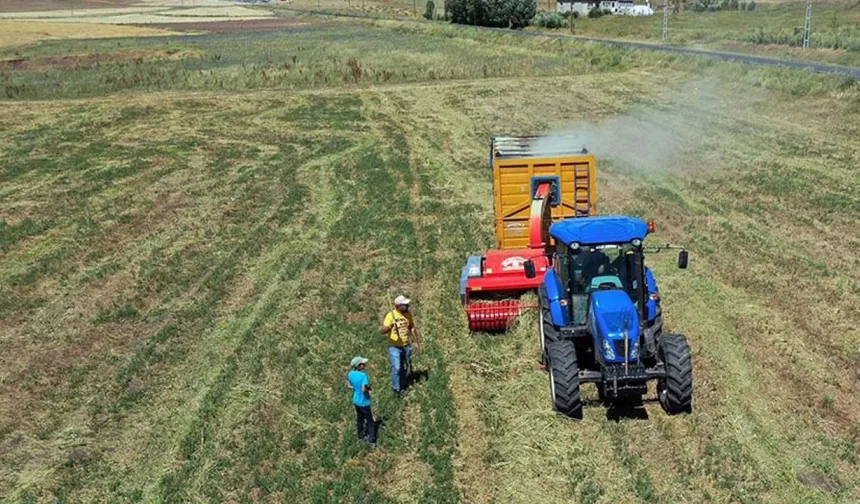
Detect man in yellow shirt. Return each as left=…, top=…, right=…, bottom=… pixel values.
left=379, top=295, right=420, bottom=396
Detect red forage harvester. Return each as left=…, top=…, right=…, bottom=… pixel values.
left=459, top=136, right=597, bottom=332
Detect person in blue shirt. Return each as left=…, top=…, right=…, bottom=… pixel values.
left=346, top=356, right=377, bottom=448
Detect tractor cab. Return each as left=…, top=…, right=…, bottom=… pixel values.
left=528, top=217, right=650, bottom=323
left=569, top=242, right=644, bottom=327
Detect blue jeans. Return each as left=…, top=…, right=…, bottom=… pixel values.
left=388, top=345, right=413, bottom=392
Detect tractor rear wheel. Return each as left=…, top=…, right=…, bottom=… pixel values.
left=547, top=340, right=583, bottom=420
left=538, top=286, right=559, bottom=367
left=657, top=334, right=693, bottom=415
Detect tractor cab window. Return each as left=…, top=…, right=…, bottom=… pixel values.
left=555, top=241, right=570, bottom=287
left=569, top=244, right=640, bottom=301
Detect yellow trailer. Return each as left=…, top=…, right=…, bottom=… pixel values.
left=491, top=136, right=597, bottom=250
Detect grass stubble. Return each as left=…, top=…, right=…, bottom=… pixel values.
left=0, top=13, right=859, bottom=503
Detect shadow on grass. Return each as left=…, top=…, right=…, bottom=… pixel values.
left=604, top=397, right=653, bottom=422
left=404, top=368, right=429, bottom=390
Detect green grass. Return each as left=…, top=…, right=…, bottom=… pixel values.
left=0, top=20, right=636, bottom=100
left=2, top=13, right=854, bottom=102
left=1, top=11, right=860, bottom=504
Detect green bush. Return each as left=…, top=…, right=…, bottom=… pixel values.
left=425, top=0, right=436, bottom=19
left=692, top=0, right=755, bottom=11
left=532, top=11, right=565, bottom=28
left=741, top=24, right=860, bottom=51
left=446, top=0, right=537, bottom=28
left=588, top=6, right=603, bottom=17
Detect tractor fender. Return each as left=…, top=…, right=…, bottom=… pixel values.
left=644, top=267, right=661, bottom=356
left=645, top=267, right=660, bottom=322
left=543, top=269, right=570, bottom=327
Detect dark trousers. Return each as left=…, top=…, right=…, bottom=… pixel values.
left=355, top=405, right=376, bottom=443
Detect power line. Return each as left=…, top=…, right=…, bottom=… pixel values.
left=662, top=3, right=668, bottom=42
left=803, top=0, right=812, bottom=49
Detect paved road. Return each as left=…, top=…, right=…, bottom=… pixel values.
left=281, top=7, right=860, bottom=79
left=548, top=34, right=860, bottom=79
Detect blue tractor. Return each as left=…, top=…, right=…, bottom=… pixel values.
left=523, top=215, right=692, bottom=419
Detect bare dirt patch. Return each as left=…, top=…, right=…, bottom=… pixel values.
left=0, top=0, right=139, bottom=13
left=144, top=17, right=311, bottom=32
left=0, top=49, right=196, bottom=71
left=797, top=470, right=840, bottom=493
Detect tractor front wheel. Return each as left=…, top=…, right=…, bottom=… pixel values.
left=657, top=334, right=693, bottom=415
left=547, top=340, right=583, bottom=420
left=538, top=286, right=559, bottom=367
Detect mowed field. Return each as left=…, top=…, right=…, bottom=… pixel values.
left=1, top=13, right=860, bottom=503
left=0, top=21, right=181, bottom=50
left=0, top=0, right=139, bottom=12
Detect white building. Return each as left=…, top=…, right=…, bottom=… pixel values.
left=600, top=0, right=634, bottom=13
left=557, top=0, right=639, bottom=15
left=627, top=4, right=655, bottom=15
left=556, top=1, right=594, bottom=15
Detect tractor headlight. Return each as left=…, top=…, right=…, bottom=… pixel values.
left=571, top=242, right=581, bottom=251
left=629, top=340, right=639, bottom=359
left=602, top=339, right=615, bottom=360
left=632, top=238, right=642, bottom=247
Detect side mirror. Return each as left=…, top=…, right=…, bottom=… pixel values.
left=523, top=259, right=536, bottom=279
left=678, top=250, right=689, bottom=269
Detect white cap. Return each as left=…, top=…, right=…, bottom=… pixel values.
left=394, top=295, right=411, bottom=306
left=350, top=356, right=369, bottom=368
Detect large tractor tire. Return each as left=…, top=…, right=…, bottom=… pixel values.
left=547, top=340, right=583, bottom=420
left=538, top=286, right=559, bottom=366
left=657, top=334, right=693, bottom=415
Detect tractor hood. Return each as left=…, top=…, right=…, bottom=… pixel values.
left=590, top=290, right=641, bottom=364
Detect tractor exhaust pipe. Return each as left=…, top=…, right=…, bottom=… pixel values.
left=624, top=320, right=630, bottom=374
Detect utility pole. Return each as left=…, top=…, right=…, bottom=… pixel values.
left=662, top=3, right=668, bottom=42
left=802, top=0, right=812, bottom=49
